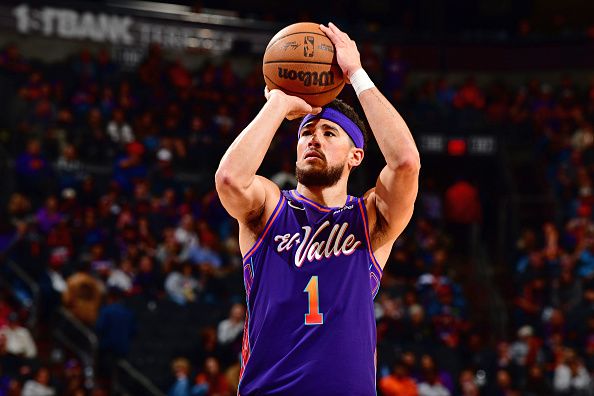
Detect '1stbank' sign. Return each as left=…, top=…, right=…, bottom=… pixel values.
left=11, top=4, right=233, bottom=52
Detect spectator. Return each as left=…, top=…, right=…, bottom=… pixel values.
left=165, top=262, right=200, bottom=305
left=96, top=287, right=136, bottom=376
left=191, top=327, right=225, bottom=370
left=106, top=258, right=135, bottom=293
left=444, top=178, right=482, bottom=253
left=493, top=369, right=517, bottom=396
left=21, top=367, right=55, bottom=396
left=457, top=369, right=479, bottom=396
left=77, top=108, right=112, bottom=163
left=379, top=359, right=418, bottom=396
left=113, top=142, right=148, bottom=194
left=106, top=108, right=134, bottom=146
left=551, top=263, right=582, bottom=312
left=523, top=364, right=552, bottom=396
left=509, top=325, right=543, bottom=368
left=150, top=148, right=178, bottom=195
left=418, top=355, right=454, bottom=395
left=417, top=367, right=451, bottom=396
left=401, top=304, right=434, bottom=355
left=453, top=77, right=485, bottom=109
left=217, top=303, right=245, bottom=346
left=193, top=357, right=230, bottom=396
left=176, top=214, right=199, bottom=255
left=14, top=139, right=53, bottom=200
left=168, top=357, right=192, bottom=396
left=62, top=269, right=104, bottom=326
left=55, top=144, right=86, bottom=191
left=133, top=255, right=161, bottom=300
left=444, top=179, right=482, bottom=226
left=0, top=43, right=30, bottom=77
left=35, top=196, right=62, bottom=234
left=0, top=312, right=36, bottom=360
left=61, top=359, right=85, bottom=396
left=553, top=348, right=593, bottom=396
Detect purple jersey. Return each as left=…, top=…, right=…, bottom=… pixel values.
left=238, top=190, right=383, bottom=396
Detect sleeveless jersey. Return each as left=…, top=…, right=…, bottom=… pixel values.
left=238, top=189, right=383, bottom=396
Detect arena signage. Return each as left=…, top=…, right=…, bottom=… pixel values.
left=419, top=135, right=497, bottom=156
left=11, top=3, right=234, bottom=52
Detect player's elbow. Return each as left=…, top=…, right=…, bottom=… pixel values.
left=215, top=168, right=238, bottom=192
left=392, top=152, right=421, bottom=174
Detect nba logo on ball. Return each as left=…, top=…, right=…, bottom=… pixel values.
left=304, top=36, right=314, bottom=57
left=263, top=22, right=346, bottom=107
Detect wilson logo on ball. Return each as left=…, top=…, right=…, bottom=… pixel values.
left=304, top=36, right=314, bottom=57
left=277, top=68, right=335, bottom=87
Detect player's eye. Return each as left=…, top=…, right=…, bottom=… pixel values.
left=301, top=129, right=312, bottom=136
left=324, top=131, right=336, bottom=137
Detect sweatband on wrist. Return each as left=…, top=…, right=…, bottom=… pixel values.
left=298, top=107, right=365, bottom=149
left=350, top=68, right=375, bottom=96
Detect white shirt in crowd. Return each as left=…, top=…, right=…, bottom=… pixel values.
left=21, top=380, right=55, bottom=396
left=106, top=121, right=134, bottom=144
left=554, top=363, right=592, bottom=393
left=165, top=271, right=199, bottom=305
left=0, top=325, right=37, bottom=358
left=418, top=382, right=451, bottom=396
left=107, top=268, right=134, bottom=292
left=217, top=317, right=244, bottom=345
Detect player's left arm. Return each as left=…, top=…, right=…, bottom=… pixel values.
left=321, top=23, right=420, bottom=268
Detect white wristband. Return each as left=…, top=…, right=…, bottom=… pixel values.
left=350, top=68, right=375, bottom=97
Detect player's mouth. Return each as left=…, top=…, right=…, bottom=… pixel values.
left=304, top=150, right=324, bottom=161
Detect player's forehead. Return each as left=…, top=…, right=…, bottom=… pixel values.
left=300, top=118, right=346, bottom=135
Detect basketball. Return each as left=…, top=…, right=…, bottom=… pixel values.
left=263, top=22, right=345, bottom=107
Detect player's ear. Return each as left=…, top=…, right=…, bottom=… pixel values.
left=349, top=148, right=364, bottom=167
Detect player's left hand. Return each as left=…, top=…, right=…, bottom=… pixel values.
left=264, top=87, right=322, bottom=120
left=320, top=22, right=362, bottom=83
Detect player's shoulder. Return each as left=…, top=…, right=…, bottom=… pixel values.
left=257, top=175, right=282, bottom=199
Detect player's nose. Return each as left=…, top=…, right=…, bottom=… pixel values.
left=308, top=132, right=321, bottom=147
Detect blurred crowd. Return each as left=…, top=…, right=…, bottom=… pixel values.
left=0, top=39, right=593, bottom=396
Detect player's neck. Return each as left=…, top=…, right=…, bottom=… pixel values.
left=296, top=181, right=348, bottom=208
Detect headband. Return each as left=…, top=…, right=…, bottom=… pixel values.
left=298, top=107, right=364, bottom=149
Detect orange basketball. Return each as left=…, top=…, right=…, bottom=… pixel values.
left=263, top=22, right=345, bottom=107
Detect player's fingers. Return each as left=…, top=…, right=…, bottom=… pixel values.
left=328, top=22, right=342, bottom=34
left=311, top=107, right=322, bottom=115
left=264, top=86, right=270, bottom=99
left=322, top=23, right=347, bottom=45
left=328, top=22, right=349, bottom=41
left=320, top=24, right=339, bottom=43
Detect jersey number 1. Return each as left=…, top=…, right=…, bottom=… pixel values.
left=304, top=276, right=324, bottom=325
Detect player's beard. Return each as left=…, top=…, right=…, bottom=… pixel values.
left=296, top=161, right=344, bottom=188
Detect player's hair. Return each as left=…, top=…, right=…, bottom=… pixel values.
left=325, top=99, right=368, bottom=151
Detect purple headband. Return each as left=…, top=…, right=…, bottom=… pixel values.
left=298, top=107, right=364, bottom=149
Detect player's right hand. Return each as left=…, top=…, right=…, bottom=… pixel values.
left=264, top=87, right=322, bottom=120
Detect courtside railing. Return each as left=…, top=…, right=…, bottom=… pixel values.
left=53, top=307, right=98, bottom=389
left=5, top=260, right=40, bottom=328
left=112, top=359, right=166, bottom=396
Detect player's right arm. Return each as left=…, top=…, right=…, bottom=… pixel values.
left=215, top=89, right=320, bottom=229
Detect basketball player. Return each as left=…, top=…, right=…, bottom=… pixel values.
left=215, top=22, right=420, bottom=395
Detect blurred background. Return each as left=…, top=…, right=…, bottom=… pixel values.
left=1, top=0, right=594, bottom=395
